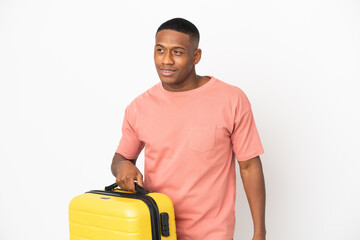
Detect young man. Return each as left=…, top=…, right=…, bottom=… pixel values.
left=111, top=18, right=266, bottom=240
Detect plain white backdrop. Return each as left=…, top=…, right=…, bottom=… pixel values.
left=1, top=0, right=359, bottom=239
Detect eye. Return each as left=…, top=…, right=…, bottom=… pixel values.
left=174, top=50, right=183, bottom=55
left=156, top=48, right=165, bottom=54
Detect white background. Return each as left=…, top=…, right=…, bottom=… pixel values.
left=1, top=0, right=360, bottom=239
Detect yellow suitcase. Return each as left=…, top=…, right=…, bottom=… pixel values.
left=69, top=183, right=177, bottom=240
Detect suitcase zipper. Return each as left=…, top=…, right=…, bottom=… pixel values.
left=87, top=190, right=161, bottom=240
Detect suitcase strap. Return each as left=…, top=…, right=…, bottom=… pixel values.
left=104, top=182, right=150, bottom=195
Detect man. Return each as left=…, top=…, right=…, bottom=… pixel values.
left=111, top=18, right=266, bottom=240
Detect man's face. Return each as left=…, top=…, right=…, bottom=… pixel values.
left=154, top=30, right=200, bottom=88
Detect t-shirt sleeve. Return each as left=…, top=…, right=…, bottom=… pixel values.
left=115, top=104, right=144, bottom=159
left=231, top=92, right=264, bottom=161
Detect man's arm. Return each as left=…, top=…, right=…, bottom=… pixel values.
left=111, top=153, right=144, bottom=192
left=238, top=156, right=266, bottom=240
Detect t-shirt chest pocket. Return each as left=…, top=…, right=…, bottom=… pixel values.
left=189, top=124, right=216, bottom=152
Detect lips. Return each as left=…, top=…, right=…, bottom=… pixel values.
left=159, top=68, right=177, bottom=76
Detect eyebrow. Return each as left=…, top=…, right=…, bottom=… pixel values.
left=155, top=44, right=186, bottom=50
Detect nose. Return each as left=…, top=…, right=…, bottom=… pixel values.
left=162, top=51, right=174, bottom=65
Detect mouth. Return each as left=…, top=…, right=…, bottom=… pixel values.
left=159, top=68, right=177, bottom=76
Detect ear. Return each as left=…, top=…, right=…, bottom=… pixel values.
left=193, top=48, right=202, bottom=65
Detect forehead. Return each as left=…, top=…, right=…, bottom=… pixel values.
left=155, top=30, right=192, bottom=48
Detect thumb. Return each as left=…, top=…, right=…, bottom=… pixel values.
left=136, top=171, right=144, bottom=187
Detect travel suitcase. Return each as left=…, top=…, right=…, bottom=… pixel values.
left=69, top=183, right=177, bottom=240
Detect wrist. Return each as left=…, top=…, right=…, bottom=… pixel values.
left=253, top=230, right=266, bottom=239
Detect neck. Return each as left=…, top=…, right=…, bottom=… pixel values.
left=161, top=74, right=212, bottom=92
left=161, top=71, right=200, bottom=92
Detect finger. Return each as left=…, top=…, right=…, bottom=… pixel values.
left=136, top=171, right=144, bottom=187
left=117, top=174, right=129, bottom=191
left=116, top=176, right=124, bottom=190
left=125, top=175, right=136, bottom=192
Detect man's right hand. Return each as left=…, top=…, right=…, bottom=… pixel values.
left=111, top=153, right=144, bottom=192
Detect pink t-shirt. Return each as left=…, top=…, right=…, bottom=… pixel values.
left=116, top=76, right=264, bottom=240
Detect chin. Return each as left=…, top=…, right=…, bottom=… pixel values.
left=158, top=75, right=176, bottom=84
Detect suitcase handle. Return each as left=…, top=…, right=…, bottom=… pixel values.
left=105, top=182, right=150, bottom=195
